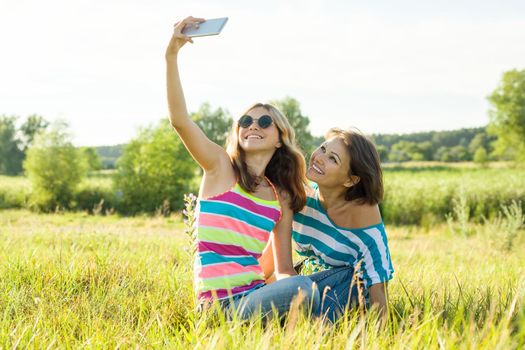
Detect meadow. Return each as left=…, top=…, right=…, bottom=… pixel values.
left=1, top=163, right=524, bottom=348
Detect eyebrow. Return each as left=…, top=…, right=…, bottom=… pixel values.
left=331, top=151, right=342, bottom=163
left=322, top=143, right=342, bottom=163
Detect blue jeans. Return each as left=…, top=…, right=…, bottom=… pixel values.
left=220, top=275, right=320, bottom=320
left=308, top=266, right=364, bottom=322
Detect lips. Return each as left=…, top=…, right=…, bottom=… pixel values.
left=310, top=163, right=324, bottom=175
left=245, top=134, right=263, bottom=139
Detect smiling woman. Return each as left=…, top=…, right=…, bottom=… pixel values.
left=165, top=16, right=319, bottom=320
left=256, top=128, right=394, bottom=322
left=293, top=128, right=393, bottom=322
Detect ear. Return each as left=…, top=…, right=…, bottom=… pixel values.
left=275, top=141, right=282, bottom=149
left=344, top=175, right=360, bottom=188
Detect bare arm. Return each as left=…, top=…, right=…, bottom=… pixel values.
left=165, top=17, right=230, bottom=173
left=368, top=282, right=388, bottom=324
left=271, top=196, right=297, bottom=280
left=258, top=239, right=275, bottom=281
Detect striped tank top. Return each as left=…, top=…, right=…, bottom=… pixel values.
left=292, top=184, right=394, bottom=289
left=194, top=180, right=281, bottom=302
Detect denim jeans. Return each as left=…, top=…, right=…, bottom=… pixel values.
left=308, top=266, right=364, bottom=323
left=219, top=275, right=320, bottom=321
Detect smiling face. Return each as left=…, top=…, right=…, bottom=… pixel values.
left=237, top=106, right=281, bottom=153
left=307, top=136, right=354, bottom=188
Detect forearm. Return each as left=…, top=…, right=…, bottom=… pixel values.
left=368, top=283, right=388, bottom=324
left=166, top=55, right=190, bottom=129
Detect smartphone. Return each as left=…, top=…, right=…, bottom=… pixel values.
left=182, top=17, right=228, bottom=38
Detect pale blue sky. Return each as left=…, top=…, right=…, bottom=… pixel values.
left=1, top=0, right=524, bottom=146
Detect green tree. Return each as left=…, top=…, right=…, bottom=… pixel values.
left=19, top=114, right=50, bottom=151
left=270, top=97, right=315, bottom=155
left=389, top=141, right=424, bottom=162
left=81, top=147, right=103, bottom=171
left=0, top=115, right=24, bottom=174
left=115, top=119, right=197, bottom=214
left=24, top=122, right=87, bottom=211
left=488, top=68, right=525, bottom=161
left=376, top=144, right=389, bottom=162
left=473, top=147, right=489, bottom=166
left=191, top=103, right=233, bottom=147
left=448, top=145, right=469, bottom=162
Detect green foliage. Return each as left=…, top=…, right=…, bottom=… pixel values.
left=24, top=123, right=87, bottom=211
left=488, top=201, right=525, bottom=252
left=488, top=68, right=525, bottom=161
left=74, top=177, right=116, bottom=214
left=80, top=147, right=103, bottom=171
left=191, top=103, right=233, bottom=147
left=381, top=166, right=525, bottom=226
left=0, top=114, right=49, bottom=175
left=114, top=119, right=197, bottom=214
left=270, top=97, right=316, bottom=155
left=0, top=115, right=24, bottom=174
left=473, top=147, right=489, bottom=166
left=373, top=127, right=494, bottom=163
left=19, top=114, right=50, bottom=151
left=94, top=144, right=124, bottom=169
left=0, top=175, right=31, bottom=209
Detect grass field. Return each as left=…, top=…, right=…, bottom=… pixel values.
left=1, top=208, right=524, bottom=348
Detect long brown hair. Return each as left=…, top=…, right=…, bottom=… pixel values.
left=226, top=103, right=307, bottom=212
left=325, top=128, right=383, bottom=205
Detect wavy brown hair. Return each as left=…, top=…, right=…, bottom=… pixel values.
left=325, top=128, right=384, bottom=205
left=226, top=103, right=307, bottom=212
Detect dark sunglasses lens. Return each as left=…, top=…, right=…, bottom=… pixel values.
left=238, top=115, right=253, bottom=128
left=258, top=115, right=273, bottom=129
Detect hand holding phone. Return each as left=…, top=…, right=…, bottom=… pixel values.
left=182, top=17, right=228, bottom=38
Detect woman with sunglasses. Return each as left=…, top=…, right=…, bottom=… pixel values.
left=261, top=129, right=394, bottom=323
left=166, top=16, right=319, bottom=320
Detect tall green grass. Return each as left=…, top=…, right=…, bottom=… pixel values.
left=2, top=165, right=525, bottom=224
left=382, top=166, right=525, bottom=226
left=1, top=210, right=523, bottom=348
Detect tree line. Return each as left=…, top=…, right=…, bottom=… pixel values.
left=0, top=69, right=524, bottom=214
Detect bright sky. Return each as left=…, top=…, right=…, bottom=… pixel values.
left=1, top=0, right=524, bottom=146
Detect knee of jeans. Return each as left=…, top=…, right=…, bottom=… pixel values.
left=295, top=276, right=321, bottom=311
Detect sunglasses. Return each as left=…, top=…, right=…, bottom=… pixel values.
left=238, top=115, right=273, bottom=129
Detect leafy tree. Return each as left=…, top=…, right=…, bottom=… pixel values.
left=24, top=122, right=87, bottom=211
left=376, top=144, right=389, bottom=162
left=191, top=103, right=233, bottom=147
left=81, top=147, right=103, bottom=171
left=19, top=114, right=49, bottom=151
left=488, top=68, right=525, bottom=161
left=435, top=147, right=453, bottom=162
left=473, top=147, right=489, bottom=166
left=390, top=141, right=425, bottom=162
left=448, top=145, right=469, bottom=162
left=115, top=119, right=197, bottom=214
left=270, top=97, right=315, bottom=155
left=95, top=144, right=124, bottom=169
left=0, top=115, right=24, bottom=174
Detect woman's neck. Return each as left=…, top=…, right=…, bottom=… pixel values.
left=317, top=185, right=347, bottom=212
left=244, top=152, right=274, bottom=178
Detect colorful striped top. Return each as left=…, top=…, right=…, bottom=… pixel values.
left=194, top=180, right=281, bottom=302
left=292, top=185, right=394, bottom=289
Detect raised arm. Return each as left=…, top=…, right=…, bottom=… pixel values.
left=165, top=17, right=230, bottom=173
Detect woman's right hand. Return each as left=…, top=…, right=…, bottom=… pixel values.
left=166, top=16, right=205, bottom=58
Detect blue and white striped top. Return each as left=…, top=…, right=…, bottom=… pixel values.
left=292, top=185, right=394, bottom=289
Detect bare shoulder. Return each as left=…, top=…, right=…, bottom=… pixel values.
left=345, top=202, right=382, bottom=229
